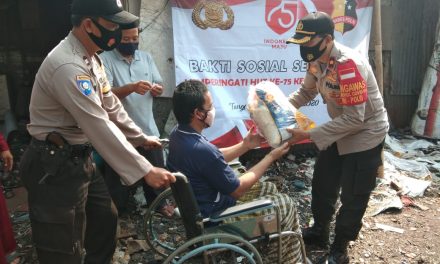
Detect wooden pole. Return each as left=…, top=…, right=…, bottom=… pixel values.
left=374, top=0, right=384, bottom=95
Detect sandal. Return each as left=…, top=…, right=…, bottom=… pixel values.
left=6, top=251, right=27, bottom=264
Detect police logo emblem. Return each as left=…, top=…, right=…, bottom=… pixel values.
left=332, top=0, right=358, bottom=35
left=76, top=75, right=93, bottom=96
left=296, top=21, right=304, bottom=31
left=192, top=0, right=234, bottom=30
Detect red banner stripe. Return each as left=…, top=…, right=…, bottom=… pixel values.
left=210, top=126, right=243, bottom=148
left=172, top=0, right=255, bottom=9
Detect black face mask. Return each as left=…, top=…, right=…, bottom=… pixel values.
left=117, top=42, right=139, bottom=56
left=88, top=19, right=122, bottom=51
left=300, top=37, right=327, bottom=62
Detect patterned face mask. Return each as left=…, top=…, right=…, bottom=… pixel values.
left=88, top=19, right=122, bottom=51
left=300, top=37, right=327, bottom=62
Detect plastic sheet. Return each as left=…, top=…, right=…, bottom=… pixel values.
left=383, top=151, right=431, bottom=180
left=384, top=134, right=432, bottom=158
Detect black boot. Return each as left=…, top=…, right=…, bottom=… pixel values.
left=301, top=223, right=330, bottom=249
left=318, top=237, right=349, bottom=264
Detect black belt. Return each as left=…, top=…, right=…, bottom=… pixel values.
left=30, top=138, right=93, bottom=158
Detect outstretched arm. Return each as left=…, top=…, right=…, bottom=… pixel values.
left=220, top=126, right=263, bottom=162
left=230, top=143, right=290, bottom=199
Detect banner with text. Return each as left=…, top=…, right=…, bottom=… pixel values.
left=172, top=0, right=374, bottom=147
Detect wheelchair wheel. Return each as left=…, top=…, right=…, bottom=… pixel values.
left=144, top=188, right=186, bottom=258
left=163, top=233, right=263, bottom=264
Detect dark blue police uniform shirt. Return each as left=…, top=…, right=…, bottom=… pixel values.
left=167, top=124, right=240, bottom=217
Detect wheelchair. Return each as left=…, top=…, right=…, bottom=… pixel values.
left=145, top=172, right=310, bottom=263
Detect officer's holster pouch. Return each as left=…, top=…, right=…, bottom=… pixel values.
left=36, top=132, right=72, bottom=183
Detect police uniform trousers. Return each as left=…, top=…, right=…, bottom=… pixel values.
left=102, top=147, right=164, bottom=212
left=311, top=141, right=383, bottom=241
left=234, top=182, right=302, bottom=264
left=19, top=139, right=118, bottom=264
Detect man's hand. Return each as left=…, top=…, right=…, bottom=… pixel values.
left=286, top=128, right=310, bottom=145
left=1, top=150, right=13, bottom=172
left=150, top=83, right=163, bottom=97
left=267, top=142, right=290, bottom=161
left=243, top=126, right=263, bottom=150
left=131, top=81, right=152, bottom=95
left=143, top=136, right=162, bottom=150
left=144, top=167, right=176, bottom=189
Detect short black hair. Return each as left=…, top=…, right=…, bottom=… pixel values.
left=120, top=20, right=140, bottom=30
left=173, top=80, right=208, bottom=125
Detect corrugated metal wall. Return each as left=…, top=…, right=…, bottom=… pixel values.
left=383, top=0, right=440, bottom=128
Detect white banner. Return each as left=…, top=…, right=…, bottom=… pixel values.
left=172, top=0, right=374, bottom=147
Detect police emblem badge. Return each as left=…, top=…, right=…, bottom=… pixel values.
left=192, top=0, right=234, bottom=30
left=76, top=75, right=93, bottom=96
left=297, top=21, right=303, bottom=31
left=332, top=0, right=358, bottom=35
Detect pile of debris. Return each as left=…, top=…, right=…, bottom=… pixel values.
left=5, top=132, right=440, bottom=263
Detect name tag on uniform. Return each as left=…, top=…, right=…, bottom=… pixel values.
left=76, top=75, right=93, bottom=96
left=91, top=57, right=112, bottom=94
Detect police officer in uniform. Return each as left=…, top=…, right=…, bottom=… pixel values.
left=286, top=12, right=389, bottom=263
left=19, top=0, right=175, bottom=263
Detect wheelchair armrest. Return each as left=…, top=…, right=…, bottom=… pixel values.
left=209, top=199, right=274, bottom=222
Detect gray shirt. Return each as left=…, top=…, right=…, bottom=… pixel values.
left=100, top=49, right=162, bottom=137
left=289, top=42, right=389, bottom=155
left=27, top=32, right=152, bottom=185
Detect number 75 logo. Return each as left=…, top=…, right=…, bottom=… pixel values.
left=266, top=0, right=298, bottom=35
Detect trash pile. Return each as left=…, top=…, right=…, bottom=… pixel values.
left=366, top=134, right=439, bottom=217
left=5, top=132, right=440, bottom=263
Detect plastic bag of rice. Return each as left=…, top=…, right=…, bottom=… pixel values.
left=247, top=81, right=298, bottom=147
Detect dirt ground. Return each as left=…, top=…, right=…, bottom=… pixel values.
left=248, top=153, right=440, bottom=264
left=346, top=194, right=440, bottom=264
left=122, top=152, right=440, bottom=264
left=6, top=150, right=440, bottom=264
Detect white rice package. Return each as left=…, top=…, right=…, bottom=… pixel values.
left=247, top=81, right=298, bottom=147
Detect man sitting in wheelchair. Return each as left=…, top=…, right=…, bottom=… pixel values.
left=167, top=79, right=303, bottom=263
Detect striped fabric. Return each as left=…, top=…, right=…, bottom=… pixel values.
left=235, top=182, right=303, bottom=263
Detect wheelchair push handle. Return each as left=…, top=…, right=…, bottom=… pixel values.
left=172, top=172, right=189, bottom=183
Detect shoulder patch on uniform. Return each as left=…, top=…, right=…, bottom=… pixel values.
left=337, top=59, right=367, bottom=106
left=76, top=75, right=93, bottom=96
left=328, top=57, right=336, bottom=71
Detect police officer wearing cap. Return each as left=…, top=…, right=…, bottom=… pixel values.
left=19, top=0, right=175, bottom=263
left=286, top=12, right=389, bottom=264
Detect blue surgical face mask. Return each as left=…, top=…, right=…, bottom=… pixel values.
left=116, top=42, right=139, bottom=56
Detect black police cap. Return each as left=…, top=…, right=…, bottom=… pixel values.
left=71, top=0, right=139, bottom=25
left=286, top=11, right=334, bottom=45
